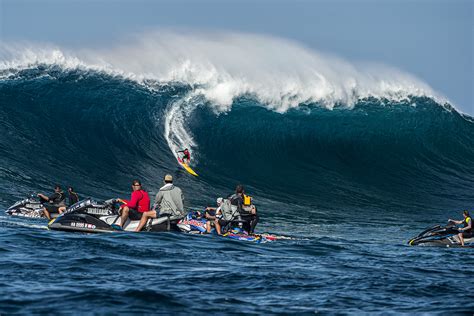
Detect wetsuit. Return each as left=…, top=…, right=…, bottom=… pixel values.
left=219, top=194, right=258, bottom=233
left=178, top=150, right=190, bottom=162
left=45, top=191, right=66, bottom=214
left=68, top=191, right=79, bottom=206
left=241, top=194, right=259, bottom=234
left=122, top=190, right=150, bottom=220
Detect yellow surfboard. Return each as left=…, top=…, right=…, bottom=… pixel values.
left=178, top=158, right=198, bottom=176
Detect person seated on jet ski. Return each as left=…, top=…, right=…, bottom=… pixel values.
left=230, top=185, right=258, bottom=234
left=215, top=185, right=258, bottom=235
left=135, top=174, right=185, bottom=232
left=37, top=185, right=66, bottom=220
left=114, top=180, right=150, bottom=230
left=177, top=148, right=191, bottom=164
left=57, top=187, right=80, bottom=214
left=448, top=210, right=473, bottom=247
left=204, top=197, right=224, bottom=233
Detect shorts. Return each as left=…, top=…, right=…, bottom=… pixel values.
left=206, top=210, right=216, bottom=217
left=45, top=205, right=60, bottom=214
left=218, top=219, right=230, bottom=227
left=462, top=231, right=473, bottom=238
left=129, top=208, right=144, bottom=220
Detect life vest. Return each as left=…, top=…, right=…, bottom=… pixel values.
left=463, top=216, right=472, bottom=232
left=243, top=194, right=252, bottom=206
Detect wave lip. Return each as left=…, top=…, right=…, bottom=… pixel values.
left=0, top=31, right=448, bottom=113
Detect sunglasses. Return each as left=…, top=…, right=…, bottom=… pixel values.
left=132, top=184, right=141, bottom=187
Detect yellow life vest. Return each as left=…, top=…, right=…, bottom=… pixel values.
left=243, top=194, right=252, bottom=206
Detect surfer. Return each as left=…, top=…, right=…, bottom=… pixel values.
left=113, top=180, right=150, bottom=230
left=135, top=174, right=185, bottom=232
left=38, top=185, right=66, bottom=220
left=448, top=210, right=473, bottom=247
left=177, top=148, right=191, bottom=164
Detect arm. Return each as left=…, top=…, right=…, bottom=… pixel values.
left=38, top=193, right=49, bottom=201
left=459, top=220, right=472, bottom=231
left=448, top=219, right=463, bottom=225
left=126, top=191, right=139, bottom=209
left=154, top=191, right=163, bottom=210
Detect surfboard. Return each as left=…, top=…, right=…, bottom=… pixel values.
left=177, top=157, right=198, bottom=176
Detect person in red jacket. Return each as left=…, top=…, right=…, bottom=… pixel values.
left=113, top=179, right=150, bottom=230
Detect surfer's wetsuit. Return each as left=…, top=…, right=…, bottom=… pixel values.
left=178, top=149, right=190, bottom=162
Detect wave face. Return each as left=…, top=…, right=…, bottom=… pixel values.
left=0, top=65, right=472, bottom=213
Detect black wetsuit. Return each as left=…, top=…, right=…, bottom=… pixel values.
left=229, top=194, right=259, bottom=234
left=68, top=191, right=79, bottom=206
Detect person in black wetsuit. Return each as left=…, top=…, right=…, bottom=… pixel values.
left=226, top=184, right=259, bottom=234
left=58, top=187, right=80, bottom=213
left=38, top=185, right=66, bottom=220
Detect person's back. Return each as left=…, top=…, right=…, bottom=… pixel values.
left=49, top=190, right=66, bottom=207
left=129, top=189, right=151, bottom=213
left=155, top=175, right=184, bottom=218
left=68, top=187, right=79, bottom=206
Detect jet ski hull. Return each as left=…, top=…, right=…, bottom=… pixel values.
left=6, top=196, right=48, bottom=218
left=48, top=199, right=182, bottom=233
left=408, top=224, right=474, bottom=247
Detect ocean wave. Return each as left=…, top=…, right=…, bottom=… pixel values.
left=0, top=65, right=472, bottom=212
left=0, top=31, right=448, bottom=113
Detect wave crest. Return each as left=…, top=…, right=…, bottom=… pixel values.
left=0, top=31, right=447, bottom=112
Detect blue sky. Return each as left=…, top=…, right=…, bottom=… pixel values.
left=1, top=0, right=472, bottom=114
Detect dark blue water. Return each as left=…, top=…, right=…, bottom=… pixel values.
left=1, top=67, right=473, bottom=314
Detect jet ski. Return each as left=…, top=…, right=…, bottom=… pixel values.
left=48, top=198, right=182, bottom=233
left=6, top=194, right=50, bottom=218
left=177, top=211, right=280, bottom=243
left=408, top=223, right=474, bottom=247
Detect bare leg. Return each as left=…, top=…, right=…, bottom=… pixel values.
left=458, top=233, right=465, bottom=246
left=58, top=206, right=66, bottom=214
left=215, top=219, right=222, bottom=235
left=206, top=221, right=211, bottom=233
left=135, top=210, right=156, bottom=232
left=43, top=208, right=51, bottom=220
left=120, top=206, right=129, bottom=228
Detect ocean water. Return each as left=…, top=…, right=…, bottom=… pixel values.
left=1, top=35, right=474, bottom=314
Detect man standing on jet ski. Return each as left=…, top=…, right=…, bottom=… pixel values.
left=135, top=174, right=184, bottom=232
left=38, top=185, right=66, bottom=220
left=114, top=180, right=150, bottom=230
left=448, top=210, right=473, bottom=247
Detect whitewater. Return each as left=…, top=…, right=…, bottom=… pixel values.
left=0, top=32, right=473, bottom=314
